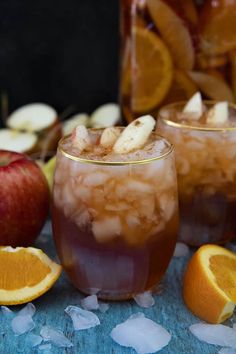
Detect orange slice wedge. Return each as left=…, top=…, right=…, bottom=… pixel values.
left=188, top=71, right=234, bottom=102
left=131, top=27, right=173, bottom=113
left=0, top=246, right=62, bottom=305
left=147, top=0, right=195, bottom=71
left=183, top=244, right=236, bottom=324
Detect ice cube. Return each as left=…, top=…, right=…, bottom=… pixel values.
left=65, top=306, right=100, bottom=330
left=40, top=326, right=73, bottom=348
left=1, top=306, right=13, bottom=316
left=18, top=303, right=36, bottom=317
left=11, top=315, right=35, bottom=335
left=190, top=323, right=236, bottom=348
left=110, top=313, right=171, bottom=353
left=219, top=349, right=236, bottom=354
left=83, top=172, right=109, bottom=187
left=98, top=302, right=110, bottom=313
left=81, top=295, right=99, bottom=311
left=173, top=243, right=190, bottom=258
left=159, top=194, right=176, bottom=222
left=126, top=179, right=153, bottom=194
left=177, top=156, right=190, bottom=175
left=92, top=216, right=122, bottom=243
left=133, top=291, right=155, bottom=308
left=38, top=343, right=52, bottom=352
left=27, top=333, right=43, bottom=347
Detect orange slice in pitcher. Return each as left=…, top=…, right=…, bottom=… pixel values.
left=147, top=0, right=195, bottom=71
left=183, top=245, right=236, bottom=324
left=0, top=246, right=62, bottom=305
left=163, top=70, right=197, bottom=104
left=188, top=71, right=234, bottom=102
left=131, top=27, right=173, bottom=113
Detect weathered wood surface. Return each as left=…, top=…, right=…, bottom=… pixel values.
left=0, top=221, right=234, bottom=354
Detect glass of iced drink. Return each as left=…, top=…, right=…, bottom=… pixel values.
left=52, top=116, right=178, bottom=300
left=158, top=93, right=236, bottom=246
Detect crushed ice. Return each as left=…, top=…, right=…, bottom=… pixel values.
left=40, top=326, right=73, bottom=348
left=11, top=315, right=35, bottom=335
left=110, top=313, right=171, bottom=354
left=38, top=343, right=52, bottom=351
left=133, top=291, right=155, bottom=308
left=1, top=306, right=13, bottom=316
left=18, top=303, right=36, bottom=317
left=27, top=333, right=43, bottom=347
left=173, top=243, right=189, bottom=258
left=65, top=305, right=100, bottom=330
left=190, top=323, right=236, bottom=348
left=81, top=295, right=99, bottom=311
left=98, top=302, right=110, bottom=313
left=11, top=303, right=36, bottom=335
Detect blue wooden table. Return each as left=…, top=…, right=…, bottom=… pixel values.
left=0, top=220, right=235, bottom=354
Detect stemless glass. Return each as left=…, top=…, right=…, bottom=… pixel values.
left=52, top=130, right=179, bottom=300
left=158, top=102, right=236, bottom=246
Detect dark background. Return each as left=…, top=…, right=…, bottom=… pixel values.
left=0, top=0, right=119, bottom=124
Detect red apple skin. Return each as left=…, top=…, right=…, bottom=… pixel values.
left=0, top=150, right=50, bottom=247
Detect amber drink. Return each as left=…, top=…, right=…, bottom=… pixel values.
left=52, top=122, right=178, bottom=300
left=120, top=0, right=236, bottom=122
left=158, top=98, right=236, bottom=246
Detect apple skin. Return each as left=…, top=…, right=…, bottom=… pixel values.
left=0, top=150, right=50, bottom=247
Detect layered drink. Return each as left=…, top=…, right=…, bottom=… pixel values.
left=52, top=116, right=178, bottom=299
left=158, top=93, right=236, bottom=246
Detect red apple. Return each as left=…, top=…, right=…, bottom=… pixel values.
left=0, top=150, right=50, bottom=246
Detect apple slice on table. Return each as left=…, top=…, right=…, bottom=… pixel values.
left=6, top=103, right=62, bottom=156
left=62, top=113, right=90, bottom=136
left=90, top=103, right=121, bottom=128
left=0, top=129, right=38, bottom=154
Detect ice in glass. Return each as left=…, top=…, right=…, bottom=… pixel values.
left=120, top=0, right=236, bottom=122
left=52, top=117, right=178, bottom=300
left=158, top=93, right=236, bottom=246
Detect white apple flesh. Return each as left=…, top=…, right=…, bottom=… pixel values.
left=6, top=103, right=62, bottom=156
left=0, top=150, right=50, bottom=247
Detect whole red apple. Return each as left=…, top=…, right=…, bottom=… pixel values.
left=0, top=150, right=50, bottom=246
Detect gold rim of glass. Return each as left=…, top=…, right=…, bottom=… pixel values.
left=58, top=131, right=174, bottom=166
left=158, top=100, right=236, bottom=132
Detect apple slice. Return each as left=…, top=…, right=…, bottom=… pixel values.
left=7, top=103, right=62, bottom=155
left=147, top=0, right=195, bottom=70
left=188, top=71, right=234, bottom=102
left=63, top=113, right=90, bottom=136
left=113, top=115, right=155, bottom=154
left=72, top=125, right=91, bottom=152
left=183, top=92, right=203, bottom=120
left=206, top=102, right=229, bottom=125
left=90, top=103, right=121, bottom=128
left=0, top=129, right=38, bottom=154
left=100, top=127, right=121, bottom=148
